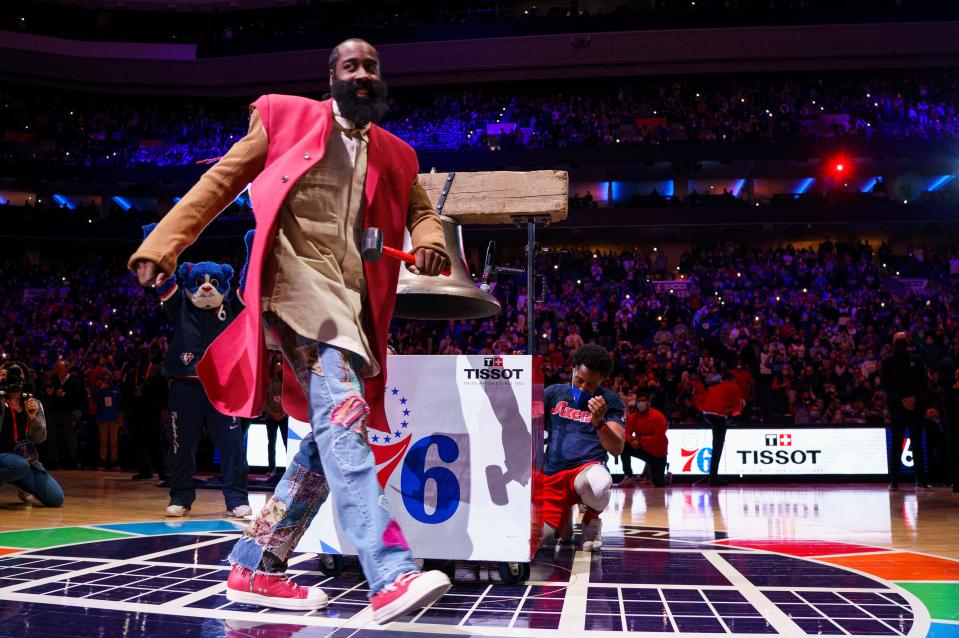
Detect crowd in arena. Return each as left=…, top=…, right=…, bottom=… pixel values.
left=0, top=252, right=171, bottom=469
left=396, top=239, right=958, bottom=429
left=1, top=236, right=956, bottom=475
left=4, top=0, right=952, bottom=51
left=3, top=71, right=959, bottom=167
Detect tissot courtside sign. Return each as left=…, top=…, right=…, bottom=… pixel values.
left=608, top=428, right=891, bottom=476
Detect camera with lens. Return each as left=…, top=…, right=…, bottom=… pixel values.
left=0, top=366, right=25, bottom=394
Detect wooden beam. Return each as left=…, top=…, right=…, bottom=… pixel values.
left=418, top=170, right=568, bottom=225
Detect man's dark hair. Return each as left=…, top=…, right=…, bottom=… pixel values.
left=572, top=344, right=613, bottom=377
left=328, top=43, right=343, bottom=72
left=329, top=38, right=374, bottom=72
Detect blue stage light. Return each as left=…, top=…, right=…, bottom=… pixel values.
left=112, top=196, right=132, bottom=211
left=610, top=181, right=623, bottom=202
left=731, top=179, right=746, bottom=198
left=927, top=175, right=955, bottom=192
left=53, top=194, right=77, bottom=210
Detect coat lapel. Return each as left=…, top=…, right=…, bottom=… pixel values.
left=364, top=125, right=381, bottom=215
left=247, top=99, right=334, bottom=304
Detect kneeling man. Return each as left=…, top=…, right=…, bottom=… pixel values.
left=541, top=345, right=625, bottom=551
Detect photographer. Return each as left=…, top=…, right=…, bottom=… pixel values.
left=0, top=362, right=64, bottom=507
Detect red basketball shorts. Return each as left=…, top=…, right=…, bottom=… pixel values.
left=538, top=461, right=601, bottom=531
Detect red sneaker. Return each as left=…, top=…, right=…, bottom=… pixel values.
left=225, top=564, right=328, bottom=611
left=370, top=570, right=452, bottom=624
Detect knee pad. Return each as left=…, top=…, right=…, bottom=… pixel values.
left=574, top=464, right=611, bottom=513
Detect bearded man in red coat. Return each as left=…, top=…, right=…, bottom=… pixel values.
left=130, top=39, right=453, bottom=624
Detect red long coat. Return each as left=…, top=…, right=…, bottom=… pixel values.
left=195, top=95, right=419, bottom=432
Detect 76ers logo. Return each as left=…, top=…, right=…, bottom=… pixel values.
left=370, top=387, right=413, bottom=488
left=375, top=385, right=462, bottom=525
left=680, top=446, right=713, bottom=473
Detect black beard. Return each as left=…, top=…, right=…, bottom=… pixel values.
left=331, top=78, right=389, bottom=127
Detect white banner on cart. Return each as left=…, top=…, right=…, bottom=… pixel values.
left=609, top=427, right=889, bottom=476
left=289, top=355, right=534, bottom=562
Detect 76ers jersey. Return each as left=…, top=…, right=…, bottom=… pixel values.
left=543, top=384, right=625, bottom=475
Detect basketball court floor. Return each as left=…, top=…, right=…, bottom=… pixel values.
left=0, top=476, right=956, bottom=638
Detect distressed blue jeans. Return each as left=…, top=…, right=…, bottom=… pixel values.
left=229, top=318, right=417, bottom=594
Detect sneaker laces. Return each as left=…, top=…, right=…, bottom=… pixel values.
left=275, top=573, right=299, bottom=590
left=248, top=568, right=299, bottom=591
left=380, top=571, right=419, bottom=594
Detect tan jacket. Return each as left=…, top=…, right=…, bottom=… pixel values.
left=128, top=108, right=448, bottom=280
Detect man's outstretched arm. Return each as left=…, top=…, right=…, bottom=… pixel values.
left=129, top=108, right=268, bottom=285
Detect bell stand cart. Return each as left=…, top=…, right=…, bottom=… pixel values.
left=314, top=170, right=568, bottom=585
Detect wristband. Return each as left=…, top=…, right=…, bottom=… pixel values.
left=593, top=419, right=606, bottom=431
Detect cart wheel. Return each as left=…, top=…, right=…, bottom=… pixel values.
left=498, top=562, right=530, bottom=585
left=318, top=554, right=345, bottom=577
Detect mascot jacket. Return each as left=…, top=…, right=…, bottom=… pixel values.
left=129, top=95, right=449, bottom=432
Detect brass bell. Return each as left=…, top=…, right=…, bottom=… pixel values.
left=394, top=215, right=502, bottom=320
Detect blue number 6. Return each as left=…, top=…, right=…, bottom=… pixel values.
left=401, top=435, right=460, bottom=524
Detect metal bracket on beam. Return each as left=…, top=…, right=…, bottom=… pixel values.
left=435, top=172, right=456, bottom=215
left=511, top=215, right=551, bottom=228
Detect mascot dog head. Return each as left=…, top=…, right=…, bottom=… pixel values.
left=177, top=262, right=234, bottom=310
left=140, top=224, right=246, bottom=312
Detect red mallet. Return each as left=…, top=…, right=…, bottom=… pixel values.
left=361, top=227, right=451, bottom=276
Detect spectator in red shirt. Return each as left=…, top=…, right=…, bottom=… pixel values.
left=696, top=369, right=744, bottom=486
left=620, top=388, right=669, bottom=487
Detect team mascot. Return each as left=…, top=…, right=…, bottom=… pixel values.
left=143, top=223, right=252, bottom=518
